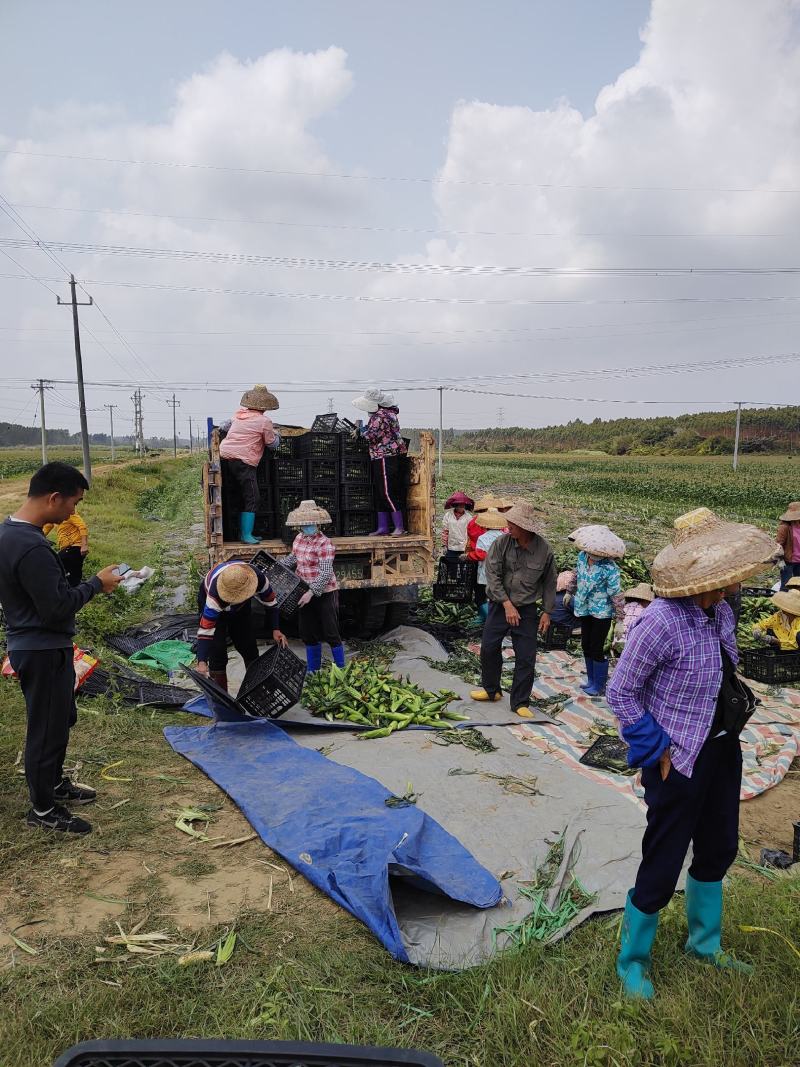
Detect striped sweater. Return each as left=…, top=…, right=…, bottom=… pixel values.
left=196, top=561, right=278, bottom=661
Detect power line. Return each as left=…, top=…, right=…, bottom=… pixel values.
left=5, top=148, right=800, bottom=193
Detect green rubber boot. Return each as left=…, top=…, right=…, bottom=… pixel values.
left=239, top=511, right=260, bottom=544
left=684, top=874, right=753, bottom=973
left=617, top=890, right=659, bottom=999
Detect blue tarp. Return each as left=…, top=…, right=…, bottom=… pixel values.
left=164, top=719, right=503, bottom=962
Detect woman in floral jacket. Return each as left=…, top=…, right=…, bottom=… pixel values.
left=570, top=525, right=626, bottom=696
left=352, top=388, right=408, bottom=536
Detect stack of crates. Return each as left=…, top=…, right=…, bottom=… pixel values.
left=338, top=425, right=374, bottom=536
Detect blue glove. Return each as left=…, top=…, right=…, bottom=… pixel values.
left=621, top=712, right=671, bottom=768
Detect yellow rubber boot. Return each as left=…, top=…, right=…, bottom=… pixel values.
left=469, top=689, right=502, bottom=702
left=514, top=707, right=535, bottom=718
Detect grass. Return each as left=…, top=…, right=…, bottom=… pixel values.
left=0, top=445, right=139, bottom=481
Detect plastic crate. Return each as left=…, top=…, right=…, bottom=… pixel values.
left=296, top=431, right=341, bottom=459
left=312, top=413, right=357, bottom=433
left=273, top=432, right=297, bottom=457
left=342, top=456, right=372, bottom=483
left=539, top=622, right=574, bottom=650
left=433, top=558, right=477, bottom=603
left=579, top=735, right=634, bottom=775
left=310, top=486, right=340, bottom=515
left=741, top=586, right=775, bottom=598
left=237, top=644, right=307, bottom=719
left=740, top=648, right=800, bottom=685
left=340, top=483, right=374, bottom=510
left=54, top=1038, right=444, bottom=1067
left=338, top=511, right=376, bottom=537
left=250, top=550, right=309, bottom=614
left=307, top=457, right=340, bottom=485
left=253, top=510, right=277, bottom=539
left=275, top=455, right=306, bottom=485
left=340, top=432, right=370, bottom=459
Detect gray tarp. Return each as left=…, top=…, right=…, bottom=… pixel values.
left=213, top=625, right=649, bottom=969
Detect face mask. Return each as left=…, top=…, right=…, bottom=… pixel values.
left=301, top=524, right=318, bottom=536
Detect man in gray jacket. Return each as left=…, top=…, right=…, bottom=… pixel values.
left=0, top=463, right=122, bottom=834
left=471, top=501, right=556, bottom=718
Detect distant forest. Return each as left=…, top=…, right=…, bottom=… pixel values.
left=0, top=422, right=182, bottom=449
left=427, top=405, right=800, bottom=456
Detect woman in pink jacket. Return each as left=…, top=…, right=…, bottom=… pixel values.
left=220, top=384, right=281, bottom=543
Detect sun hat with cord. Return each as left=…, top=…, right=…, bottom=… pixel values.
left=379, top=390, right=396, bottom=407
left=285, top=499, right=333, bottom=528
left=651, top=507, right=779, bottom=599
left=216, top=562, right=259, bottom=604
left=771, top=587, right=800, bottom=617
left=240, top=384, right=279, bottom=411
left=474, top=494, right=514, bottom=513
left=352, top=387, right=384, bottom=413
left=786, top=576, right=800, bottom=590
left=474, top=508, right=507, bottom=530
left=445, top=491, right=475, bottom=511
left=569, top=524, right=626, bottom=559
left=624, top=582, right=655, bottom=603
left=780, top=501, right=800, bottom=522
left=502, top=501, right=541, bottom=534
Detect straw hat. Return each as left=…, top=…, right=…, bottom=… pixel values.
left=503, top=501, right=540, bottom=534
left=474, top=494, right=514, bottom=513
left=651, top=507, right=778, bottom=599
left=785, top=576, right=800, bottom=590
left=217, top=562, right=258, bottom=604
left=240, top=384, right=279, bottom=412
left=445, top=491, right=475, bottom=510
left=569, top=525, right=626, bottom=559
left=624, top=582, right=655, bottom=603
left=352, top=388, right=383, bottom=413
left=285, top=499, right=332, bottom=528
left=780, top=501, right=800, bottom=522
left=771, top=588, right=800, bottom=616
left=475, top=508, right=507, bottom=531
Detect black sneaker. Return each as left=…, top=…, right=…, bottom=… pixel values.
left=26, top=803, right=92, bottom=834
left=53, top=776, right=97, bottom=805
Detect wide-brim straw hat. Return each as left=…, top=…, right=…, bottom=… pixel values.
left=625, top=582, right=654, bottom=603
left=352, top=387, right=383, bottom=413
left=285, top=499, right=332, bottom=528
left=445, top=491, right=475, bottom=510
left=780, top=501, right=800, bottom=522
left=474, top=494, right=514, bottom=513
left=217, top=562, right=259, bottom=604
left=475, top=508, right=507, bottom=530
left=569, top=524, right=626, bottom=559
left=240, top=384, right=279, bottom=411
left=771, top=588, right=800, bottom=616
left=785, top=576, right=800, bottom=590
left=651, top=507, right=778, bottom=598
left=503, top=501, right=540, bottom=534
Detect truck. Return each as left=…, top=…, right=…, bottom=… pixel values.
left=202, top=426, right=438, bottom=636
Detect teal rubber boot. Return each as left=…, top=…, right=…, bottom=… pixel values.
left=685, top=874, right=753, bottom=973
left=239, top=511, right=260, bottom=544
left=579, top=657, right=595, bottom=692
left=585, top=659, right=609, bottom=697
left=617, top=890, right=659, bottom=999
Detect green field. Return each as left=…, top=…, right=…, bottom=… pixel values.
left=0, top=451, right=798, bottom=1067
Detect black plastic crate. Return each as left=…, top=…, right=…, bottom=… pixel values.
left=54, top=1038, right=444, bottom=1067
left=311, top=486, right=340, bottom=515
left=273, top=431, right=298, bottom=457
left=340, top=483, right=373, bottom=510
left=256, top=451, right=274, bottom=484
left=740, top=648, right=800, bottom=685
left=253, top=510, right=277, bottom=539
left=296, top=431, right=341, bottom=459
left=237, top=644, right=307, bottom=718
left=741, top=586, right=775, bottom=598
left=341, top=432, right=370, bottom=459
left=250, top=549, right=309, bottom=614
left=312, top=412, right=357, bottom=433
left=307, top=456, right=340, bottom=485
left=539, top=622, right=574, bottom=651
left=275, top=455, right=306, bottom=485
left=342, top=456, right=372, bottom=483
left=338, top=511, right=376, bottom=537
left=433, top=558, right=477, bottom=603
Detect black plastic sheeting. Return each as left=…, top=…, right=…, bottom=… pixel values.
left=107, top=612, right=198, bottom=656
left=81, top=665, right=193, bottom=707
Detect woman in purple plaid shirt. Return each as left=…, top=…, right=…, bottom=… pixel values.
left=606, top=508, right=777, bottom=1000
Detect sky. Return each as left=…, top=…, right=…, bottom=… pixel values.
left=1, top=0, right=799, bottom=441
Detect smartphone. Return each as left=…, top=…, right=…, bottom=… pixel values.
left=114, top=563, right=131, bottom=577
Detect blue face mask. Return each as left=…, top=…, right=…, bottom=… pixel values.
left=301, top=524, right=318, bottom=536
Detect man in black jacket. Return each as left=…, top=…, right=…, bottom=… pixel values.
left=0, top=463, right=122, bottom=834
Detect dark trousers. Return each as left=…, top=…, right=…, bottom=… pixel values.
left=780, top=561, right=800, bottom=589
left=9, top=647, right=76, bottom=812
left=299, top=591, right=342, bottom=648
left=59, top=546, right=84, bottom=588
left=580, top=615, right=612, bottom=661
left=197, top=583, right=258, bottom=671
left=226, top=457, right=259, bottom=512
left=480, top=601, right=538, bottom=712
left=474, top=583, right=487, bottom=609
left=371, top=455, right=406, bottom=513
left=632, top=733, right=742, bottom=914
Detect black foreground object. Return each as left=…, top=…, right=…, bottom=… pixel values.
left=184, top=645, right=306, bottom=720
left=250, top=549, right=309, bottom=615
left=81, top=666, right=194, bottom=708
left=579, top=735, right=635, bottom=775
left=53, top=1038, right=445, bottom=1067
left=107, top=612, right=198, bottom=656
left=740, top=648, right=800, bottom=685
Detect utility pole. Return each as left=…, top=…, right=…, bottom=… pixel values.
left=167, top=393, right=181, bottom=457
left=497, top=407, right=504, bottom=428
left=188, top=415, right=193, bottom=453
left=437, top=386, right=443, bottom=478
left=31, top=379, right=53, bottom=464
left=131, top=389, right=145, bottom=454
left=57, top=275, right=93, bottom=484
left=733, top=402, right=742, bottom=472
left=104, top=403, right=116, bottom=461
left=327, top=397, right=334, bottom=414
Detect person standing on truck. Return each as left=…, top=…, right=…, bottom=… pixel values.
left=471, top=501, right=556, bottom=719
left=0, top=462, right=123, bottom=835
left=219, top=384, right=281, bottom=545
left=282, top=500, right=345, bottom=674
left=352, top=388, right=408, bottom=537
left=43, top=506, right=90, bottom=587
left=776, top=501, right=800, bottom=588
